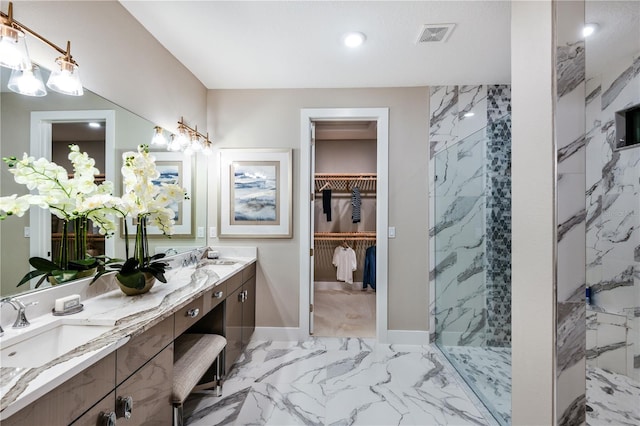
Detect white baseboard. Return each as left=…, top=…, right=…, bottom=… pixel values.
left=253, top=327, right=306, bottom=341
left=253, top=327, right=432, bottom=346
left=386, top=330, right=431, bottom=345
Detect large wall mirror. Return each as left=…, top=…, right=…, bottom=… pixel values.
left=1, top=65, right=208, bottom=298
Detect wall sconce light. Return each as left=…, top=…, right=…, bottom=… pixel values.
left=151, top=117, right=213, bottom=156
left=0, top=2, right=83, bottom=96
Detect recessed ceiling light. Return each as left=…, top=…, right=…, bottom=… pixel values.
left=583, top=23, right=599, bottom=38
left=343, top=32, right=366, bottom=48
left=88, top=122, right=101, bottom=128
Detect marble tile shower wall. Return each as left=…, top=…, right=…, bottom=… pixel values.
left=585, top=52, right=640, bottom=382
left=555, top=2, right=586, bottom=424
left=428, top=85, right=511, bottom=347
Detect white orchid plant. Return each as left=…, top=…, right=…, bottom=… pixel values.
left=1, top=143, right=188, bottom=290
left=2, top=145, right=122, bottom=286
left=98, top=144, right=189, bottom=290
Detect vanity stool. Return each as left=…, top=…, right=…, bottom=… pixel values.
left=172, top=333, right=227, bottom=426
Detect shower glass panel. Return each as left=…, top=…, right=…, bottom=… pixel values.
left=434, top=114, right=512, bottom=426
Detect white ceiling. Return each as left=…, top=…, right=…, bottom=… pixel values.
left=120, top=1, right=512, bottom=89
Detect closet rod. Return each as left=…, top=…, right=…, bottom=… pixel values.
left=314, top=232, right=376, bottom=241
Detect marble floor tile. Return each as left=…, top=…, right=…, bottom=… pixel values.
left=586, top=365, right=640, bottom=425
left=185, top=338, right=496, bottom=426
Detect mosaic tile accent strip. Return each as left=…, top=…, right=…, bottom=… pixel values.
left=485, top=85, right=512, bottom=347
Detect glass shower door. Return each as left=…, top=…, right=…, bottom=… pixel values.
left=434, top=114, right=512, bottom=426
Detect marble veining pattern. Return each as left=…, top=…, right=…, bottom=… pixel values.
left=0, top=253, right=256, bottom=419
left=185, top=338, right=498, bottom=426
left=586, top=52, right=640, bottom=382
left=555, top=3, right=587, bottom=423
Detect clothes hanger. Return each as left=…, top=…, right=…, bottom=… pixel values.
left=320, top=181, right=331, bottom=191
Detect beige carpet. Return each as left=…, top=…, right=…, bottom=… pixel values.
left=313, top=281, right=376, bottom=338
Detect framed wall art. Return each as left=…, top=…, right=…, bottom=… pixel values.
left=218, top=149, right=292, bottom=238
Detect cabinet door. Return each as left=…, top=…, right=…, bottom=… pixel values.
left=241, top=276, right=256, bottom=348
left=224, top=286, right=243, bottom=374
left=115, top=344, right=173, bottom=425
left=70, top=391, right=116, bottom=426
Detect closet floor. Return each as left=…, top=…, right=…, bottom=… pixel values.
left=313, top=281, right=376, bottom=338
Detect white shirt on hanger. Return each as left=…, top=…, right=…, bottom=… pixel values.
left=332, top=246, right=357, bottom=284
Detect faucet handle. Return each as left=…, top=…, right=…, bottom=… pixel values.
left=12, top=300, right=38, bottom=329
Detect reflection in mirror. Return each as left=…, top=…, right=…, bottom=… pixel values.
left=1, top=65, right=207, bottom=298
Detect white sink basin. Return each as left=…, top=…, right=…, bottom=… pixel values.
left=1, top=322, right=113, bottom=368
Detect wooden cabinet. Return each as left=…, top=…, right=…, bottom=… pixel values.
left=115, top=344, right=173, bottom=425
left=224, top=265, right=257, bottom=373
left=174, top=297, right=204, bottom=336
left=71, top=391, right=115, bottom=426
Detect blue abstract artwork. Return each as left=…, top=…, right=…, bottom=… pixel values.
left=231, top=161, right=279, bottom=224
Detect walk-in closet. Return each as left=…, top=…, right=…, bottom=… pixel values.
left=312, top=120, right=377, bottom=337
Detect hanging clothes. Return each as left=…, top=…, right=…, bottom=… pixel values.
left=332, top=245, right=357, bottom=284
left=363, top=245, right=376, bottom=290
left=351, top=186, right=361, bottom=223
left=322, top=189, right=332, bottom=221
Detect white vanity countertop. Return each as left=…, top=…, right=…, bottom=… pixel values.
left=0, top=248, right=257, bottom=420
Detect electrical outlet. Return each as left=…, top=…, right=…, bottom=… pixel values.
left=24, top=226, right=30, bottom=238
left=209, top=227, right=217, bottom=238
left=197, top=226, right=205, bottom=238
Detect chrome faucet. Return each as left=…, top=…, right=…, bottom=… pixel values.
left=0, top=297, right=38, bottom=329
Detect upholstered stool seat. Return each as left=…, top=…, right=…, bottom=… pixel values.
left=172, top=333, right=226, bottom=426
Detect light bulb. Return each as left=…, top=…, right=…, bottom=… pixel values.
left=343, top=32, right=366, bottom=48
left=583, top=23, right=598, bottom=38
left=0, top=24, right=31, bottom=70
left=46, top=58, right=83, bottom=96
left=7, top=65, right=46, bottom=96
left=151, top=127, right=168, bottom=147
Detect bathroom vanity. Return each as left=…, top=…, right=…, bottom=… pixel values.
left=0, top=248, right=257, bottom=425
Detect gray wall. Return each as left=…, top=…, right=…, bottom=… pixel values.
left=207, top=88, right=429, bottom=331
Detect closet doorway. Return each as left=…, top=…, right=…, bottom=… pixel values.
left=300, top=107, right=389, bottom=341
left=312, top=121, right=378, bottom=337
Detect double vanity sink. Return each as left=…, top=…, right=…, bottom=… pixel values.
left=1, top=322, right=112, bottom=368
left=0, top=248, right=257, bottom=423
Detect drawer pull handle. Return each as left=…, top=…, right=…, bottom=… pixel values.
left=116, top=395, right=133, bottom=419
left=214, top=291, right=224, bottom=299
left=186, top=308, right=200, bottom=318
left=100, top=411, right=117, bottom=426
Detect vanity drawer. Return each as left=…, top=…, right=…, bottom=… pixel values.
left=174, top=296, right=204, bottom=336
left=225, top=271, right=243, bottom=293
left=242, top=262, right=256, bottom=283
left=203, top=281, right=228, bottom=314
left=116, top=316, right=174, bottom=384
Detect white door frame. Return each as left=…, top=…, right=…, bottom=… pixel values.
left=299, top=108, right=389, bottom=342
left=30, top=110, right=116, bottom=286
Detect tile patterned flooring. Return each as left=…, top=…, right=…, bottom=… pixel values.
left=185, top=339, right=640, bottom=425
left=184, top=338, right=498, bottom=425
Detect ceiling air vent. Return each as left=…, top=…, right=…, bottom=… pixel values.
left=417, top=23, right=456, bottom=43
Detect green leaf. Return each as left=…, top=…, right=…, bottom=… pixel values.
left=120, top=258, right=140, bottom=275
left=69, top=258, right=98, bottom=270
left=17, top=270, right=48, bottom=287
left=28, top=257, right=59, bottom=272
left=51, top=270, right=78, bottom=283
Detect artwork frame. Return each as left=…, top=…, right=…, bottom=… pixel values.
left=121, top=151, right=194, bottom=238
left=218, top=149, right=293, bottom=238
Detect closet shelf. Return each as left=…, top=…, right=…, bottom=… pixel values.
left=314, top=232, right=377, bottom=241
left=314, top=173, right=377, bottom=193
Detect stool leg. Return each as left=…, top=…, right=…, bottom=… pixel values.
left=173, top=403, right=184, bottom=426
left=215, top=356, right=222, bottom=397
